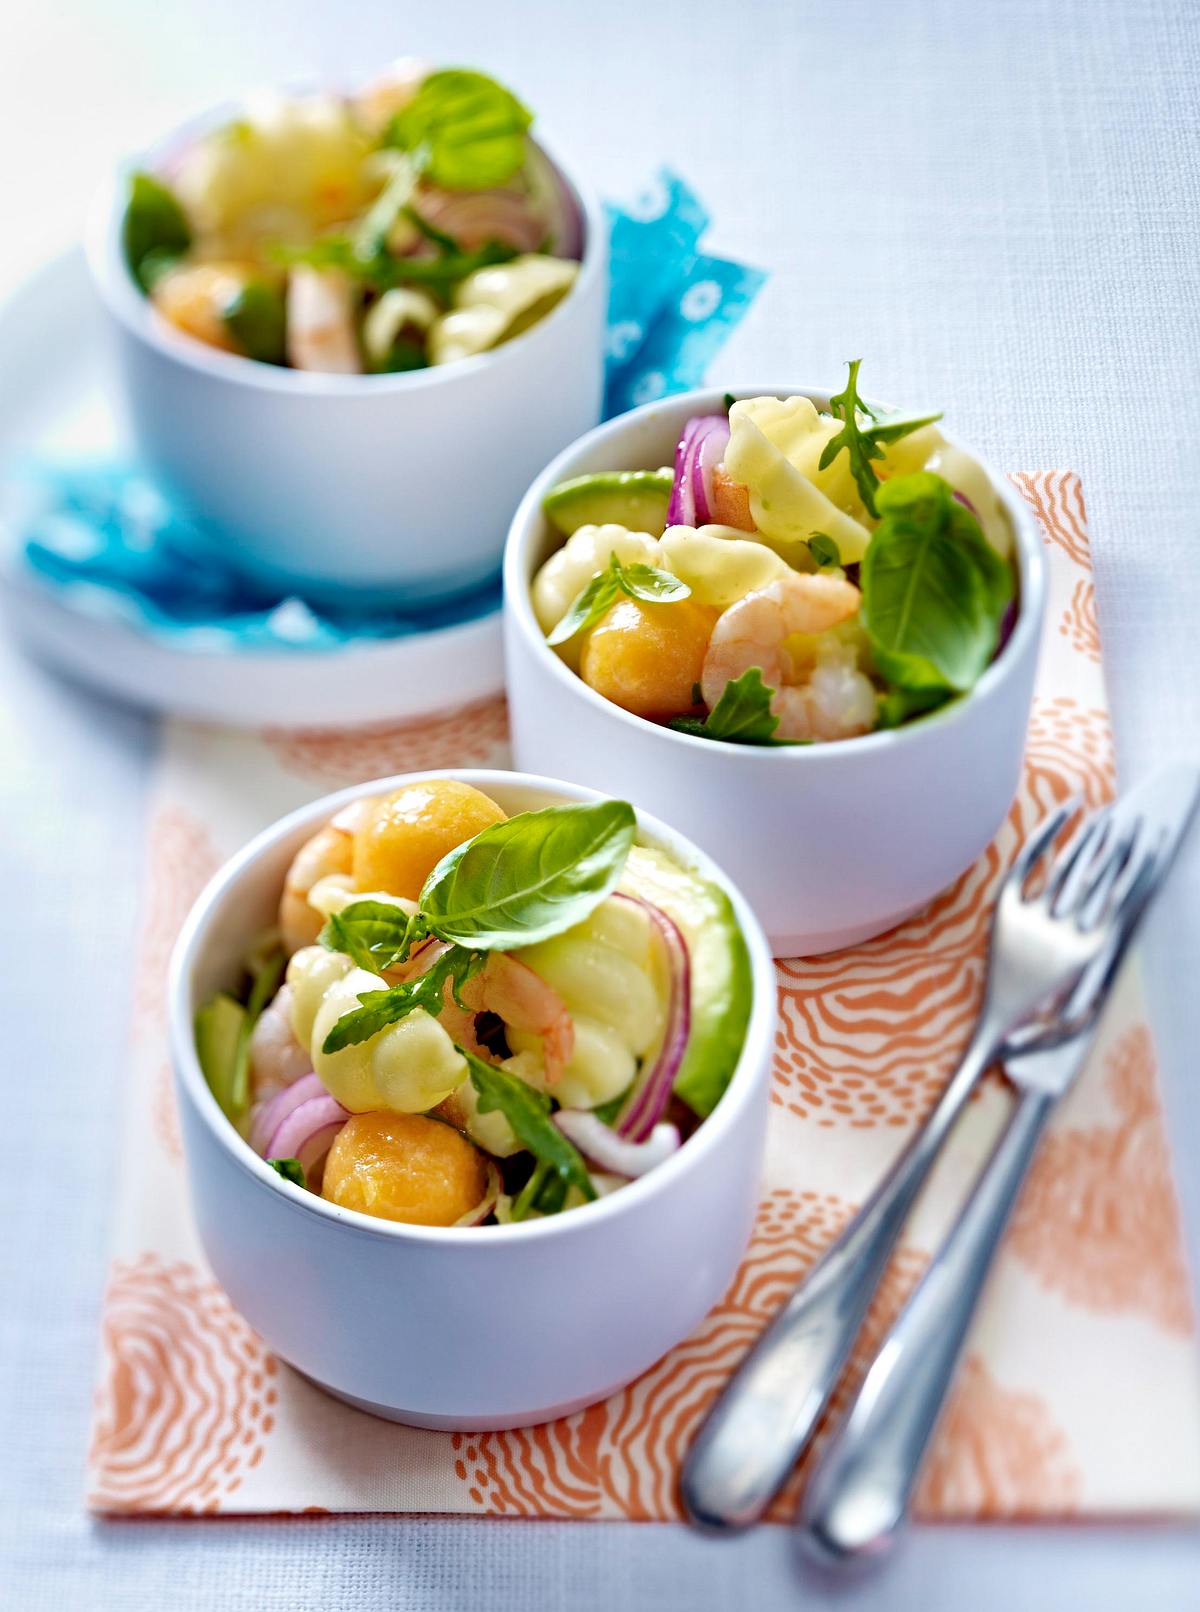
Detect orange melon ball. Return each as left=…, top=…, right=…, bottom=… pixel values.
left=352, top=779, right=506, bottom=899
left=322, top=1111, right=490, bottom=1226
left=580, top=596, right=717, bottom=721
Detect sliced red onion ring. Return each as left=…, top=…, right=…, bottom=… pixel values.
left=413, top=186, right=547, bottom=253
left=266, top=1092, right=349, bottom=1175
left=451, top=1162, right=503, bottom=1228
left=612, top=893, right=691, bottom=1141
left=667, top=415, right=731, bottom=528
left=249, top=1070, right=326, bottom=1156
left=554, top=1111, right=681, bottom=1178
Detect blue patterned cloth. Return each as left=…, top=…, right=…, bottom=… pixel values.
left=14, top=171, right=764, bottom=653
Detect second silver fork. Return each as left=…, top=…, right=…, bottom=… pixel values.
left=681, top=771, right=1188, bottom=1533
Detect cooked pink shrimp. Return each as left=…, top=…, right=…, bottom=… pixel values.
left=279, top=797, right=375, bottom=953
left=459, top=954, right=575, bottom=1083
left=399, top=941, right=574, bottom=1081
left=286, top=266, right=361, bottom=373
left=248, top=984, right=310, bottom=1099
left=701, top=573, right=877, bottom=742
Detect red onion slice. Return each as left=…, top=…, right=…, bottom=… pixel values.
left=266, top=1092, right=349, bottom=1167
left=413, top=186, right=547, bottom=253
left=554, top=1111, right=681, bottom=1178
left=451, top=1162, right=503, bottom=1227
left=612, top=893, right=691, bottom=1141
left=667, top=415, right=731, bottom=528
left=249, top=1070, right=326, bottom=1155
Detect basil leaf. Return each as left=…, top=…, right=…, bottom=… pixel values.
left=668, top=668, right=803, bottom=746
left=123, top=172, right=191, bottom=293
left=267, top=1158, right=306, bottom=1188
left=420, top=801, right=637, bottom=950
left=385, top=69, right=533, bottom=190
left=320, top=901, right=423, bottom=975
left=807, top=533, right=841, bottom=569
left=546, top=568, right=620, bottom=646
left=614, top=559, right=691, bottom=604
left=860, top=472, right=1014, bottom=694
left=722, top=392, right=737, bottom=412
left=463, top=1051, right=594, bottom=1201
left=229, top=945, right=285, bottom=1116
left=877, top=685, right=953, bottom=728
left=222, top=281, right=287, bottom=365
left=320, top=945, right=480, bottom=1053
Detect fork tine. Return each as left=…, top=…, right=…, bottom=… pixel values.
left=1079, top=814, right=1144, bottom=926
left=1046, top=807, right=1114, bottom=915
left=1007, top=793, right=1083, bottom=891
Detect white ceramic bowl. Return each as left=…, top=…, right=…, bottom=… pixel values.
left=504, top=386, right=1047, bottom=956
left=86, top=115, right=607, bottom=607
left=168, top=769, right=776, bottom=1430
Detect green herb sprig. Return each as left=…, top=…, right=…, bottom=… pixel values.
left=547, top=555, right=691, bottom=647
left=669, top=668, right=804, bottom=747
left=820, top=360, right=943, bottom=517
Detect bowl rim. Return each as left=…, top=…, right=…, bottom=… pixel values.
left=85, top=92, right=607, bottom=399
left=168, top=767, right=778, bottom=1246
left=503, top=384, right=1048, bottom=762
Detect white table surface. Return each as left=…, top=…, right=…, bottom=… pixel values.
left=2, top=0, right=1199, bottom=1605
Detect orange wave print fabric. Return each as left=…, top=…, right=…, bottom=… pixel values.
left=772, top=698, right=1115, bottom=1129
left=87, top=470, right=1200, bottom=1522
left=88, top=1255, right=277, bottom=1514
left=1008, top=1025, right=1194, bottom=1336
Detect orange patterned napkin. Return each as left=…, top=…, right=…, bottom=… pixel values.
left=87, top=474, right=1200, bottom=1520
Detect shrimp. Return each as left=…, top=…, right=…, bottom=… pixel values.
left=248, top=984, right=311, bottom=1099
left=701, top=572, right=878, bottom=742
left=279, top=797, right=374, bottom=953
left=459, top=954, right=575, bottom=1084
left=286, top=266, right=361, bottom=373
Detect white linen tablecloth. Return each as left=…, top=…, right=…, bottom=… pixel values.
left=2, top=0, right=1199, bottom=1605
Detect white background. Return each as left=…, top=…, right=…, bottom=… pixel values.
left=2, top=0, right=1199, bottom=1605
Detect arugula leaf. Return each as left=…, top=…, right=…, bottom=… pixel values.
left=320, top=944, right=481, bottom=1053
left=860, top=472, right=1014, bottom=694
left=462, top=1050, right=594, bottom=1202
left=320, top=901, right=424, bottom=975
left=808, top=533, right=841, bottom=569
left=820, top=360, right=943, bottom=517
left=222, top=281, right=287, bottom=365
left=421, top=800, right=637, bottom=950
left=385, top=69, right=533, bottom=190
left=123, top=172, right=191, bottom=292
left=546, top=555, right=689, bottom=646
left=267, top=1158, right=306, bottom=1188
left=668, top=668, right=803, bottom=746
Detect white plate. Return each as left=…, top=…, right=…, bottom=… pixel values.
left=0, top=252, right=504, bottom=728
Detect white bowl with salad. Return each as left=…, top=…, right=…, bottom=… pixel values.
left=169, top=770, right=776, bottom=1428
left=87, top=62, right=607, bottom=606
left=504, top=372, right=1046, bottom=955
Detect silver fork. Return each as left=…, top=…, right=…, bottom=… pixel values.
left=681, top=777, right=1180, bottom=1534
left=800, top=763, right=1200, bottom=1563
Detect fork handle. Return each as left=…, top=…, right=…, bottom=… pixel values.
left=799, top=1086, right=1054, bottom=1563
left=680, top=1029, right=999, bottom=1532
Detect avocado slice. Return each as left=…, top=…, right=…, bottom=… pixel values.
left=543, top=469, right=675, bottom=537
left=620, top=845, right=754, bottom=1118
left=195, top=992, right=249, bottom=1123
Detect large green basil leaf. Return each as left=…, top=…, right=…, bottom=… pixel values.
left=123, top=171, right=191, bottom=292
left=385, top=69, right=532, bottom=190
left=860, top=472, right=1013, bottom=693
left=420, top=800, right=636, bottom=949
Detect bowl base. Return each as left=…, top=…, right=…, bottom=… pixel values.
left=772, top=898, right=927, bottom=958
left=295, top=1369, right=630, bottom=1432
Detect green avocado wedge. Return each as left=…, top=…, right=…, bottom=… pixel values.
left=195, top=992, right=249, bottom=1123
left=620, top=845, right=753, bottom=1118
left=542, top=469, right=675, bottom=537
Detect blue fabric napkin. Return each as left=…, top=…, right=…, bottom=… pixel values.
left=14, top=171, right=764, bottom=653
